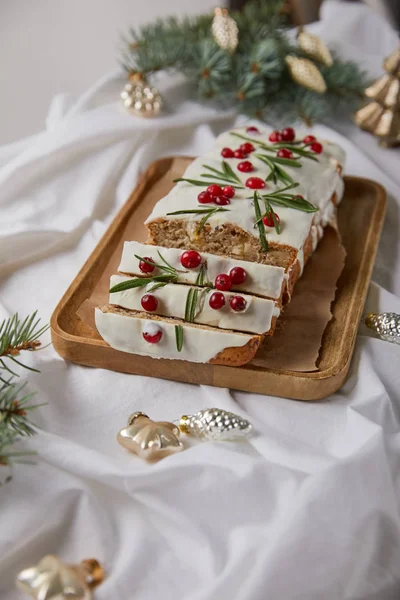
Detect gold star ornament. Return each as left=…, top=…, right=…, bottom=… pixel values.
left=117, top=412, right=184, bottom=461
left=16, top=555, right=104, bottom=599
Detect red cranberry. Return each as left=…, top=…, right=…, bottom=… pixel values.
left=139, top=257, right=155, bottom=274
left=229, top=267, right=247, bottom=285
left=222, top=185, right=235, bottom=198
left=269, top=130, right=282, bottom=143
left=209, top=292, right=225, bottom=310
left=263, top=212, right=280, bottom=227
left=181, top=250, right=202, bottom=269
left=277, top=148, right=293, bottom=159
left=303, top=135, right=316, bottom=144
left=141, top=294, right=158, bottom=312
left=310, top=142, right=323, bottom=154
left=237, top=161, right=253, bottom=173
left=198, top=191, right=213, bottom=204
left=245, top=177, right=266, bottom=189
left=246, top=126, right=259, bottom=133
left=214, top=195, right=231, bottom=206
left=240, top=142, right=255, bottom=154
left=207, top=184, right=223, bottom=198
left=142, top=324, right=163, bottom=344
left=234, top=148, right=246, bottom=159
left=221, top=147, right=235, bottom=158
left=215, top=274, right=232, bottom=291
left=230, top=295, right=247, bottom=312
left=281, top=127, right=295, bottom=142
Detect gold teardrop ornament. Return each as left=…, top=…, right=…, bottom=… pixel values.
left=285, top=55, right=327, bottom=94
left=297, top=30, right=333, bottom=67
left=16, top=555, right=104, bottom=599
left=211, top=7, right=239, bottom=53
left=117, top=412, right=183, bottom=461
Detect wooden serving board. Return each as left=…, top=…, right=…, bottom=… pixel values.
left=51, top=157, right=386, bottom=401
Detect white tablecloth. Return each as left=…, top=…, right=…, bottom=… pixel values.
left=1, top=3, right=400, bottom=599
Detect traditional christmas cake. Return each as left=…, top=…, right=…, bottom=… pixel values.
left=95, top=125, right=346, bottom=365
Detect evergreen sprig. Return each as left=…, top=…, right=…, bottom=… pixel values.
left=121, top=0, right=369, bottom=124
left=0, top=312, right=48, bottom=470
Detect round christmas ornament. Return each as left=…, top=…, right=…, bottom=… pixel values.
left=365, top=312, right=400, bottom=345
left=117, top=412, right=183, bottom=460
left=297, top=29, right=333, bottom=67
left=285, top=55, right=327, bottom=94
left=121, top=73, right=162, bottom=117
left=179, top=408, right=253, bottom=441
left=211, top=7, right=239, bottom=53
left=16, top=555, right=104, bottom=599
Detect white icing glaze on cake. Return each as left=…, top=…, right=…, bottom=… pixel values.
left=109, top=275, right=280, bottom=334
left=118, top=241, right=286, bottom=300
left=95, top=308, right=254, bottom=363
left=145, top=126, right=345, bottom=253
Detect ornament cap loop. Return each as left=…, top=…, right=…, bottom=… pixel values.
left=128, top=72, right=145, bottom=84
left=127, top=411, right=149, bottom=426
left=365, top=312, right=377, bottom=327
left=179, top=415, right=190, bottom=433
left=81, top=558, right=104, bottom=588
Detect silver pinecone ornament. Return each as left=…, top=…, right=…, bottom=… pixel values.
left=121, top=73, right=162, bottom=117
left=179, top=408, right=252, bottom=441
left=365, top=312, right=400, bottom=345
left=211, top=8, right=239, bottom=53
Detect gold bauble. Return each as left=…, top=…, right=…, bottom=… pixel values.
left=365, top=73, right=399, bottom=109
left=285, top=55, right=327, bottom=93
left=121, top=73, right=162, bottom=117
left=211, top=7, right=238, bottom=53
left=117, top=412, right=183, bottom=461
left=297, top=30, right=333, bottom=67
left=16, top=555, right=104, bottom=599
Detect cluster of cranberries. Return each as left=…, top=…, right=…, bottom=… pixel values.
left=198, top=183, right=235, bottom=206
left=210, top=266, right=247, bottom=312
left=269, top=128, right=323, bottom=155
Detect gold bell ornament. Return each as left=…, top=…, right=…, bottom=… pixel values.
left=354, top=47, right=400, bottom=147
left=16, top=555, right=104, bottom=600
left=365, top=312, right=400, bottom=345
left=211, top=7, right=239, bottom=53
left=117, top=412, right=183, bottom=461
left=297, top=28, right=333, bottom=67
left=285, top=55, right=327, bottom=94
left=120, top=72, right=162, bottom=117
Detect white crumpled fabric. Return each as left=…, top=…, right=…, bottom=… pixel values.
left=1, top=3, right=400, bottom=599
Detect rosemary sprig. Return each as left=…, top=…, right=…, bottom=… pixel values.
left=201, top=161, right=242, bottom=185
left=256, top=154, right=295, bottom=186
left=256, top=197, right=281, bottom=235
left=166, top=207, right=230, bottom=234
left=248, top=183, right=318, bottom=213
left=253, top=192, right=268, bottom=252
left=110, top=273, right=177, bottom=294
left=184, top=288, right=199, bottom=322
left=174, top=177, right=243, bottom=189
left=175, top=325, right=183, bottom=352
left=133, top=254, right=174, bottom=275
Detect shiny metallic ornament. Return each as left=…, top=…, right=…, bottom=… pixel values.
left=285, top=55, right=327, bottom=94
left=211, top=7, right=239, bottom=53
left=16, top=555, right=103, bottom=599
left=297, top=29, right=333, bottom=67
left=354, top=47, right=400, bottom=148
left=179, top=408, right=252, bottom=441
left=365, top=312, right=400, bottom=345
left=121, top=73, right=162, bottom=117
left=118, top=412, right=183, bottom=461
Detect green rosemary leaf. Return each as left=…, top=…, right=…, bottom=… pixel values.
left=173, top=178, right=221, bottom=186
left=262, top=198, right=280, bottom=235
left=167, top=207, right=230, bottom=216
left=253, top=192, right=268, bottom=252
left=200, top=173, right=237, bottom=184
left=184, top=288, right=194, bottom=321
left=146, top=281, right=169, bottom=292
left=270, top=208, right=281, bottom=235
left=134, top=254, right=174, bottom=274
left=156, top=250, right=176, bottom=273
left=197, top=208, right=217, bottom=233
left=222, top=160, right=241, bottom=183
left=190, top=289, right=199, bottom=322
left=255, top=153, right=301, bottom=168
left=110, top=274, right=174, bottom=294
left=267, top=183, right=299, bottom=195
left=195, top=264, right=206, bottom=286
left=274, top=163, right=294, bottom=185
left=175, top=325, right=184, bottom=352
left=268, top=195, right=318, bottom=213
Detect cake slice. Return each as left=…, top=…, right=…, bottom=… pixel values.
left=95, top=306, right=262, bottom=366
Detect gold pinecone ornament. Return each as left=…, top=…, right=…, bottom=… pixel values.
left=121, top=73, right=162, bottom=117
left=211, top=7, right=239, bottom=53
left=354, top=47, right=400, bottom=147
left=285, top=55, right=327, bottom=94
left=297, top=29, right=333, bottom=67
left=365, top=312, right=400, bottom=345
